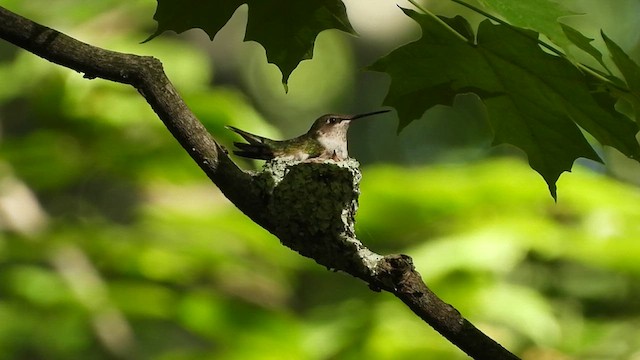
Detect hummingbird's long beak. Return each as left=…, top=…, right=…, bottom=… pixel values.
left=349, top=110, right=391, bottom=121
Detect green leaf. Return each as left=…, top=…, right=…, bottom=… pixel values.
left=602, top=31, right=640, bottom=123
left=145, top=1, right=243, bottom=43
left=147, top=0, right=355, bottom=86
left=438, top=15, right=475, bottom=42
left=370, top=9, right=640, bottom=199
left=559, top=23, right=608, bottom=71
left=245, top=0, right=355, bottom=86
left=475, top=0, right=577, bottom=51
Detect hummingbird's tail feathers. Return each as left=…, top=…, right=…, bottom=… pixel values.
left=226, top=125, right=275, bottom=160
left=232, top=142, right=275, bottom=160
left=225, top=126, right=269, bottom=145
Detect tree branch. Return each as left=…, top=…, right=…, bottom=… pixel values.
left=0, top=5, right=264, bottom=221
left=0, top=6, right=520, bottom=359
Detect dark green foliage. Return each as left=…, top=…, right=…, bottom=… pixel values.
left=148, top=0, right=355, bottom=85
left=369, top=9, right=639, bottom=198
left=602, top=31, right=640, bottom=122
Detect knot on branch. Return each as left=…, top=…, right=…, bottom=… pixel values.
left=371, top=254, right=417, bottom=291
left=252, top=158, right=382, bottom=276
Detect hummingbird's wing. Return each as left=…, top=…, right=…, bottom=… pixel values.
left=226, top=126, right=276, bottom=160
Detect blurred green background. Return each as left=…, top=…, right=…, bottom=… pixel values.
left=1, top=1, right=640, bottom=359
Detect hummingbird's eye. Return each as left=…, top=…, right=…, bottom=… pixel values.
left=328, top=117, right=338, bottom=124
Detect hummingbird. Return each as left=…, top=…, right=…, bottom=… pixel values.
left=226, top=110, right=389, bottom=161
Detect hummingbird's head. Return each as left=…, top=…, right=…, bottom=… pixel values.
left=310, top=110, right=390, bottom=137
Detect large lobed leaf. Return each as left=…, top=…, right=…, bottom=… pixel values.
left=147, top=0, right=355, bottom=86
left=370, top=9, right=640, bottom=199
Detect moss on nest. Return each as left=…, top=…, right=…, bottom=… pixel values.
left=250, top=158, right=380, bottom=274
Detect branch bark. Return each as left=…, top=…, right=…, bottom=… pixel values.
left=0, top=6, right=520, bottom=360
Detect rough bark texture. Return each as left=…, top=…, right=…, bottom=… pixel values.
left=0, top=6, right=520, bottom=360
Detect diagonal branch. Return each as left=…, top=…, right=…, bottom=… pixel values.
left=0, top=6, right=519, bottom=360
left=0, top=5, right=263, bottom=221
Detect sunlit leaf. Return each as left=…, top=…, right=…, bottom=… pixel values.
left=476, top=0, right=577, bottom=51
